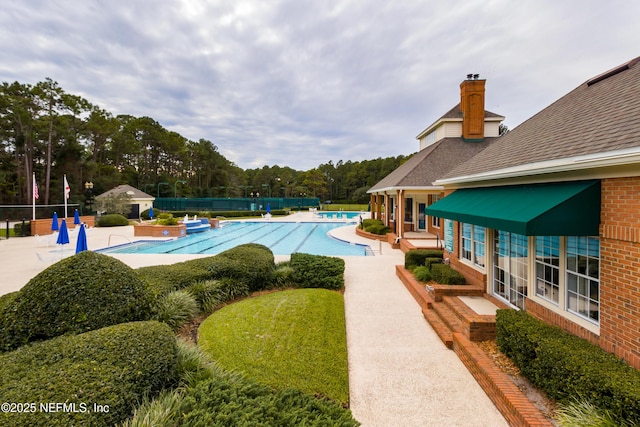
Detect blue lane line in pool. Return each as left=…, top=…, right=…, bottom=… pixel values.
left=266, top=223, right=303, bottom=249
left=192, top=223, right=277, bottom=254
left=293, top=224, right=319, bottom=253
left=161, top=223, right=255, bottom=254
left=162, top=223, right=254, bottom=254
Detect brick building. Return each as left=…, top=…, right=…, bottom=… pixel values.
left=426, top=57, right=640, bottom=368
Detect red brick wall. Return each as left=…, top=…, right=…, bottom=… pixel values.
left=598, top=177, right=640, bottom=369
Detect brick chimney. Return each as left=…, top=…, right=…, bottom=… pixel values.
left=460, top=74, right=485, bottom=141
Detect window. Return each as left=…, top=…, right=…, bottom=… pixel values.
left=461, top=223, right=485, bottom=268
left=430, top=195, right=441, bottom=228
left=566, top=236, right=600, bottom=323
left=535, top=236, right=560, bottom=304
left=404, top=198, right=413, bottom=222
left=493, top=231, right=528, bottom=310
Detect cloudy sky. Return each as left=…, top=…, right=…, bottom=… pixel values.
left=1, top=1, right=638, bottom=170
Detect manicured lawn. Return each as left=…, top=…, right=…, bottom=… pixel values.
left=198, top=288, right=349, bottom=405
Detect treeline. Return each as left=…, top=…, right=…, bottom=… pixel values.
left=0, top=79, right=410, bottom=207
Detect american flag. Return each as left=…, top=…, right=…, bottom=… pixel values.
left=33, top=178, right=39, bottom=200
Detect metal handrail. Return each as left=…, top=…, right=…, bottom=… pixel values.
left=108, top=234, right=132, bottom=247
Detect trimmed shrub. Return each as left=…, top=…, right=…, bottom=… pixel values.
left=430, top=263, right=466, bottom=285
left=496, top=309, right=640, bottom=425
left=362, top=218, right=390, bottom=235
left=187, top=244, right=276, bottom=292
left=153, top=290, right=200, bottom=330
left=97, top=213, right=129, bottom=227
left=405, top=249, right=444, bottom=270
left=413, top=266, right=433, bottom=282
left=0, top=321, right=178, bottom=427
left=0, top=251, right=152, bottom=352
left=0, top=291, right=18, bottom=313
left=13, top=221, right=31, bottom=236
left=137, top=262, right=211, bottom=298
left=290, top=253, right=345, bottom=290
left=424, top=257, right=443, bottom=270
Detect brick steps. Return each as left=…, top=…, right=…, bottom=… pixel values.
left=421, top=307, right=453, bottom=348
left=396, top=264, right=554, bottom=426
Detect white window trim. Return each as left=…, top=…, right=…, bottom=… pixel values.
left=459, top=222, right=486, bottom=271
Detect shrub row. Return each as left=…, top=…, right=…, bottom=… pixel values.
left=137, top=243, right=276, bottom=298
left=0, top=251, right=152, bottom=352
left=430, top=263, right=466, bottom=285
left=164, top=210, right=289, bottom=219
left=404, top=249, right=443, bottom=270
left=290, top=253, right=345, bottom=290
left=0, top=321, right=178, bottom=427
left=125, top=344, right=359, bottom=426
left=97, top=213, right=130, bottom=226
left=404, top=249, right=465, bottom=284
left=360, top=218, right=390, bottom=235
left=496, top=309, right=640, bottom=425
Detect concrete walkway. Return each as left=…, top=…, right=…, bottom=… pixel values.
left=0, top=216, right=507, bottom=426
left=340, top=248, right=507, bottom=426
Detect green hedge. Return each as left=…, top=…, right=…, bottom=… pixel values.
left=137, top=262, right=211, bottom=298
left=0, top=321, right=178, bottom=427
left=496, top=309, right=640, bottom=424
left=430, top=263, right=466, bottom=285
left=0, top=251, right=152, bottom=352
left=170, top=210, right=288, bottom=218
left=188, top=244, right=276, bottom=292
left=290, top=253, right=345, bottom=290
left=404, top=249, right=444, bottom=270
left=361, top=218, right=390, bottom=235
left=160, top=375, right=359, bottom=426
left=97, top=213, right=129, bottom=226
left=0, top=291, right=18, bottom=313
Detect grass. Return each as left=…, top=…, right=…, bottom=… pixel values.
left=198, top=288, right=349, bottom=405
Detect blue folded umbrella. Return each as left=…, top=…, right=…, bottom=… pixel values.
left=149, top=206, right=154, bottom=219
left=74, top=209, right=81, bottom=225
left=56, top=219, right=70, bottom=246
left=51, top=212, right=59, bottom=231
left=75, top=224, right=88, bottom=253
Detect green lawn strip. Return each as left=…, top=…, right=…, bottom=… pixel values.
left=198, top=288, right=349, bottom=405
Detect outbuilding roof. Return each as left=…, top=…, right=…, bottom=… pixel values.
left=95, top=184, right=154, bottom=200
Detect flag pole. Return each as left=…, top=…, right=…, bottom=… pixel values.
left=32, top=172, right=36, bottom=221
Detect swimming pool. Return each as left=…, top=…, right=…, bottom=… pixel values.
left=100, top=221, right=372, bottom=256
left=316, top=211, right=365, bottom=220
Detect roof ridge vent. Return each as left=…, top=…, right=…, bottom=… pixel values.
left=587, top=57, right=640, bottom=86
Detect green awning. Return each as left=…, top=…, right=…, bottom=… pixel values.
left=425, top=180, right=601, bottom=236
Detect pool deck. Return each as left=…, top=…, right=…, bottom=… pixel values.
left=0, top=212, right=507, bottom=426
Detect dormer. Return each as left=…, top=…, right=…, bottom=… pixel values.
left=416, top=75, right=504, bottom=150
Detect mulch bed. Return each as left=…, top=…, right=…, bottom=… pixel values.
left=478, top=340, right=558, bottom=423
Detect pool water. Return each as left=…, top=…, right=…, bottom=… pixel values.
left=101, top=221, right=372, bottom=256
left=316, top=211, right=365, bottom=219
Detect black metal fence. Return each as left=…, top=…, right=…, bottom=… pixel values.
left=153, top=197, right=320, bottom=212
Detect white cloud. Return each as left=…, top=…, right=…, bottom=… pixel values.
left=0, top=0, right=638, bottom=170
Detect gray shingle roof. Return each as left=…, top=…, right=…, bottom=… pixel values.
left=95, top=184, right=154, bottom=199
left=368, top=137, right=498, bottom=191
left=441, top=56, right=640, bottom=180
